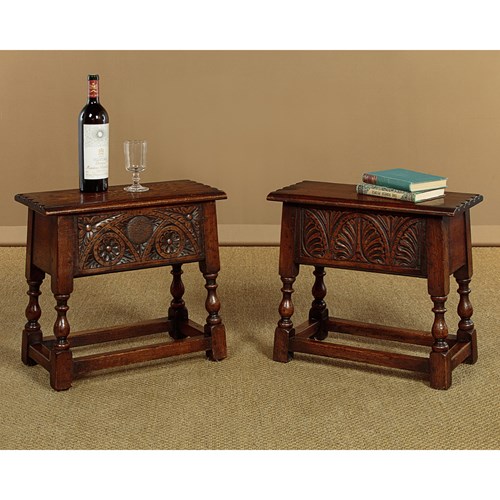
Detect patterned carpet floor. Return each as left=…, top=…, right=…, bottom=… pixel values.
left=1, top=246, right=499, bottom=450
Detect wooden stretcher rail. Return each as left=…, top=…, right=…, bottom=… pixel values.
left=73, top=336, right=211, bottom=376
left=28, top=344, right=51, bottom=370
left=290, top=336, right=430, bottom=373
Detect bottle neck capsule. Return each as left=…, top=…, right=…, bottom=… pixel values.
left=87, top=78, right=100, bottom=103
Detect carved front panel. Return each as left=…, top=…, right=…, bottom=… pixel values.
left=77, top=205, right=204, bottom=274
left=298, top=208, right=426, bottom=274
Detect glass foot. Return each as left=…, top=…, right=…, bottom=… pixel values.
left=124, top=184, right=149, bottom=192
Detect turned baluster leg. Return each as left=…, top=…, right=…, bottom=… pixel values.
left=168, top=264, right=188, bottom=339
left=455, top=273, right=478, bottom=364
left=22, top=210, right=45, bottom=366
left=198, top=201, right=227, bottom=361
left=431, top=296, right=449, bottom=353
left=22, top=277, right=44, bottom=366
left=273, top=276, right=296, bottom=362
left=429, top=295, right=451, bottom=389
left=273, top=205, right=299, bottom=362
left=427, top=217, right=452, bottom=389
left=309, top=266, right=329, bottom=340
left=203, top=272, right=227, bottom=361
left=50, top=294, right=73, bottom=391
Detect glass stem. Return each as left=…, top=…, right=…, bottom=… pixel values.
left=133, top=171, right=141, bottom=187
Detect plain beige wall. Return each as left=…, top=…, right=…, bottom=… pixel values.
left=2, top=50, right=499, bottom=241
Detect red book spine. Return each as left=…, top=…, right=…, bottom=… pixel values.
left=362, top=173, right=378, bottom=185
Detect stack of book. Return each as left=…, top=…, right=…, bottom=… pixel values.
left=356, top=168, right=447, bottom=202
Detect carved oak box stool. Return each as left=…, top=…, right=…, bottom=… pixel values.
left=267, top=181, right=483, bottom=389
left=15, top=180, right=227, bottom=391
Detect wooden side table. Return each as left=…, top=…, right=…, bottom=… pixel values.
left=267, top=181, right=483, bottom=389
left=15, top=180, right=227, bottom=391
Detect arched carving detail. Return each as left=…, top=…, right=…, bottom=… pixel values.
left=299, top=208, right=424, bottom=271
left=77, top=205, right=203, bottom=271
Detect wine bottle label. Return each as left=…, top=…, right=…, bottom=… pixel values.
left=83, top=124, right=109, bottom=179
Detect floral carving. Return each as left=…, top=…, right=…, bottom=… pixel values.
left=88, top=230, right=135, bottom=269
left=96, top=235, right=123, bottom=263
left=156, top=227, right=184, bottom=258
left=77, top=205, right=203, bottom=272
left=300, top=209, right=424, bottom=272
left=78, top=214, right=121, bottom=246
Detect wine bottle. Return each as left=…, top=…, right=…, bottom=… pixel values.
left=78, top=74, right=109, bottom=192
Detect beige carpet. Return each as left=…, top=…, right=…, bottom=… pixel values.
left=1, top=246, right=499, bottom=450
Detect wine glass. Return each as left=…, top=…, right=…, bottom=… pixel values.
left=124, top=139, right=149, bottom=192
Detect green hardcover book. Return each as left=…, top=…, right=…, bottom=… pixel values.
left=361, top=168, right=447, bottom=192
left=356, top=183, right=445, bottom=202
